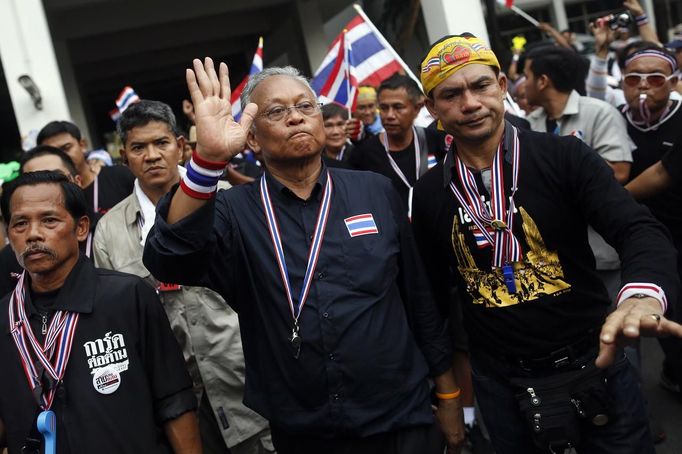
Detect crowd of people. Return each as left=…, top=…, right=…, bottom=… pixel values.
left=0, top=2, right=681, bottom=453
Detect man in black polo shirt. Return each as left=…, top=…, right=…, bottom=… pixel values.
left=143, top=60, right=464, bottom=453
left=620, top=46, right=682, bottom=396
left=412, top=34, right=682, bottom=453
left=0, top=171, right=200, bottom=453
left=37, top=121, right=135, bottom=216
left=349, top=74, right=448, bottom=210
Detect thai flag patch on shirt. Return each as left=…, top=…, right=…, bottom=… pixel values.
left=472, top=226, right=494, bottom=249
left=427, top=154, right=437, bottom=169
left=344, top=214, right=379, bottom=237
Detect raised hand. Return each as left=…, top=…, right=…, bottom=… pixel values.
left=596, top=297, right=682, bottom=368
left=185, top=57, right=258, bottom=162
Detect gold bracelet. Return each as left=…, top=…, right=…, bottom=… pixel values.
left=435, top=388, right=461, bottom=400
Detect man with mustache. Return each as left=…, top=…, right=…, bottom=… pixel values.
left=0, top=171, right=200, bottom=453
left=143, top=60, right=464, bottom=453
left=93, top=100, right=272, bottom=454
left=0, top=146, right=95, bottom=298
left=349, top=73, right=449, bottom=210
left=411, top=33, right=682, bottom=453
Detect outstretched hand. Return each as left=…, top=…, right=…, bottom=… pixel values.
left=185, top=57, right=259, bottom=162
left=596, top=297, right=682, bottom=368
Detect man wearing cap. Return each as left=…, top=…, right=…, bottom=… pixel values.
left=412, top=33, right=682, bottom=453
left=620, top=45, right=682, bottom=398
left=143, top=61, right=465, bottom=454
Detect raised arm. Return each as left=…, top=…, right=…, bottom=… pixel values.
left=168, top=58, right=258, bottom=224
left=623, top=0, right=660, bottom=45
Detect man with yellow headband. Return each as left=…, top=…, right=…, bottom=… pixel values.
left=351, top=86, right=383, bottom=138
left=412, top=33, right=682, bottom=454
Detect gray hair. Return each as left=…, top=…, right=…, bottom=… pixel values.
left=117, top=99, right=178, bottom=145
left=240, top=66, right=316, bottom=112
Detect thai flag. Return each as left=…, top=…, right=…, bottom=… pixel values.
left=344, top=213, right=379, bottom=238
left=427, top=154, right=437, bottom=169
left=317, top=32, right=358, bottom=109
left=115, top=86, right=140, bottom=113
left=497, top=0, right=514, bottom=7
left=473, top=226, right=494, bottom=248
left=312, top=13, right=404, bottom=103
left=231, top=37, right=264, bottom=121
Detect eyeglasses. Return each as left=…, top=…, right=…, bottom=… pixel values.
left=260, top=101, right=322, bottom=122
left=623, top=72, right=676, bottom=87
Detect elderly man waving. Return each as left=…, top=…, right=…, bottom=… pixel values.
left=143, top=58, right=464, bottom=454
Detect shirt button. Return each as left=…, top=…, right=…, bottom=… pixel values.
left=328, top=353, right=335, bottom=360
left=190, top=319, right=198, bottom=325
left=323, top=312, right=329, bottom=318
left=332, top=393, right=340, bottom=401
left=317, top=272, right=325, bottom=280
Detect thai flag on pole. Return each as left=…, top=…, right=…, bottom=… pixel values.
left=344, top=213, right=379, bottom=238
left=497, top=0, right=514, bottom=7
left=115, top=86, right=140, bottom=113
left=316, top=31, right=358, bottom=109
left=231, top=37, right=264, bottom=121
left=312, top=7, right=412, bottom=104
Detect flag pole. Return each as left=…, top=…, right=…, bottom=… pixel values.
left=508, top=5, right=539, bottom=27
left=352, top=3, right=421, bottom=87
left=343, top=29, right=352, bottom=115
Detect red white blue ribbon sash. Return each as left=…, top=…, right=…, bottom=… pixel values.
left=381, top=126, right=420, bottom=189
left=8, top=272, right=79, bottom=410
left=449, top=126, right=522, bottom=268
left=260, top=174, right=333, bottom=324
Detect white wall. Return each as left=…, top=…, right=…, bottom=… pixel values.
left=0, top=0, right=71, bottom=140
left=421, top=0, right=490, bottom=46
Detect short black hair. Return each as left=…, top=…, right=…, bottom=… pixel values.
left=37, top=121, right=82, bottom=145
left=321, top=103, right=349, bottom=121
left=19, top=146, right=78, bottom=177
left=525, top=46, right=588, bottom=93
left=117, top=100, right=178, bottom=145
left=1, top=171, right=88, bottom=226
left=378, top=73, right=424, bottom=104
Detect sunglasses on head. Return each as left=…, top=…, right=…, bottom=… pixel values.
left=623, top=72, right=676, bottom=87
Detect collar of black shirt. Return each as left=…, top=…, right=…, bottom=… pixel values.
left=442, top=119, right=516, bottom=187
left=7, top=256, right=96, bottom=331
left=263, top=161, right=329, bottom=203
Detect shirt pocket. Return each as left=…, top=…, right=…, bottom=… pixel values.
left=340, top=214, right=400, bottom=295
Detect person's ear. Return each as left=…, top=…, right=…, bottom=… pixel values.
left=75, top=215, right=90, bottom=242
left=246, top=128, right=261, bottom=154
left=424, top=96, right=439, bottom=121
left=119, top=149, right=128, bottom=166
left=176, top=136, right=186, bottom=162
left=498, top=73, right=508, bottom=98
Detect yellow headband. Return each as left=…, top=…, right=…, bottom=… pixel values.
left=420, top=35, right=500, bottom=96
left=357, top=86, right=377, bottom=103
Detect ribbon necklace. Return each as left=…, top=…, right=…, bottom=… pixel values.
left=448, top=126, right=522, bottom=293
left=8, top=272, right=79, bottom=411
left=260, top=173, right=333, bottom=359
left=381, top=126, right=421, bottom=189
left=623, top=98, right=680, bottom=132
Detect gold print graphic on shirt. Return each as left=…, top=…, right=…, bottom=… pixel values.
left=452, top=206, right=570, bottom=308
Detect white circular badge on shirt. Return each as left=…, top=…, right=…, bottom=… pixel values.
left=92, top=367, right=121, bottom=395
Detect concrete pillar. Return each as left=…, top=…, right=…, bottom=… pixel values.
left=53, top=41, right=91, bottom=141
left=550, top=0, right=569, bottom=31
left=296, top=0, right=329, bottom=73
left=421, top=0, right=490, bottom=46
left=0, top=0, right=71, bottom=139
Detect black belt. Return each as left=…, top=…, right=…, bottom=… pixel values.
left=488, top=330, right=600, bottom=373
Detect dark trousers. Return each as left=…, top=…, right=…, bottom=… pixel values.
left=271, top=423, right=443, bottom=454
left=470, top=350, right=654, bottom=454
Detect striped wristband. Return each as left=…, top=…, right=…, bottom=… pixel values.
left=180, top=151, right=226, bottom=200
left=635, top=14, right=649, bottom=26
left=616, top=282, right=667, bottom=313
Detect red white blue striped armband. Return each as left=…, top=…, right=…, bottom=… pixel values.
left=635, top=14, right=649, bottom=26
left=616, top=282, right=667, bottom=313
left=180, top=151, right=226, bottom=200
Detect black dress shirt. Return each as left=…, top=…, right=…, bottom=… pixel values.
left=143, top=165, right=451, bottom=437
left=0, top=257, right=196, bottom=453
